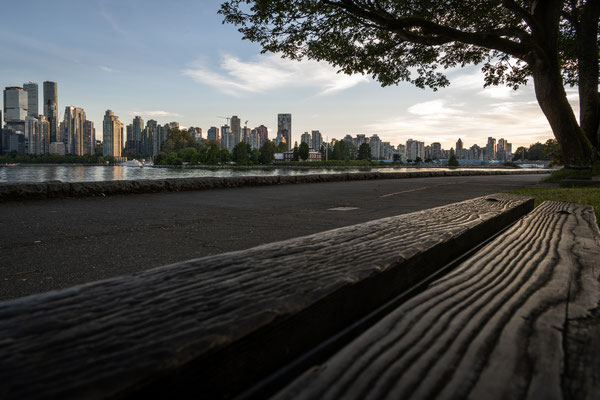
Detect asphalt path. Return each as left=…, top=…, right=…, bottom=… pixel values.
left=0, top=173, right=547, bottom=300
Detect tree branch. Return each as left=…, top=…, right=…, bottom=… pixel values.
left=323, top=0, right=531, bottom=59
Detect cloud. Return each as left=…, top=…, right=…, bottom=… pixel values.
left=131, top=110, right=184, bottom=118
left=182, top=53, right=369, bottom=96
left=407, top=99, right=465, bottom=117
left=364, top=99, right=553, bottom=148
left=99, top=65, right=113, bottom=72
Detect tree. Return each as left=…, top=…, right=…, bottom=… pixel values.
left=544, top=139, right=563, bottom=165
left=232, top=142, right=251, bottom=164
left=259, top=140, right=277, bottom=164
left=292, top=142, right=299, bottom=161
left=513, top=146, right=528, bottom=161
left=448, top=154, right=459, bottom=167
left=277, top=141, right=288, bottom=153
left=299, top=141, right=310, bottom=161
left=220, top=1, right=600, bottom=167
left=357, top=143, right=371, bottom=160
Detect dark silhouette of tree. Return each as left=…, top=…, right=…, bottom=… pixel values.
left=299, top=141, right=310, bottom=160
left=220, top=0, right=600, bottom=167
left=259, top=140, right=277, bottom=164
left=357, top=143, right=371, bottom=160
left=448, top=154, right=459, bottom=167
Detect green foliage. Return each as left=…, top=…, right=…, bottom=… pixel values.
left=160, top=128, right=199, bottom=155
left=165, top=152, right=183, bottom=165
left=277, top=142, right=288, bottom=153
left=543, top=162, right=600, bottom=183
left=219, top=1, right=575, bottom=90
left=357, top=143, right=371, bottom=160
left=259, top=140, right=277, bottom=164
left=179, top=147, right=198, bottom=162
left=292, top=143, right=299, bottom=162
left=0, top=152, right=108, bottom=164
left=447, top=154, right=459, bottom=167
left=232, top=142, right=252, bottom=164
left=251, top=148, right=260, bottom=164
left=220, top=149, right=232, bottom=163
left=544, top=139, right=563, bottom=165
left=298, top=142, right=310, bottom=161
left=332, top=141, right=353, bottom=161
left=512, top=141, right=563, bottom=162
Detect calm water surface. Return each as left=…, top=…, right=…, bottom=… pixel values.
left=0, top=165, right=547, bottom=184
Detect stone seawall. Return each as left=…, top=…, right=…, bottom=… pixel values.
left=0, top=170, right=548, bottom=201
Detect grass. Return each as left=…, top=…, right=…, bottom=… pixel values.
left=508, top=186, right=600, bottom=225
left=542, top=161, right=600, bottom=183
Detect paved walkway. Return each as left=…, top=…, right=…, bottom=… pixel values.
left=0, top=174, right=547, bottom=300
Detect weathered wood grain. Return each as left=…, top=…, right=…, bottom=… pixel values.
left=0, top=194, right=532, bottom=399
left=274, top=201, right=600, bottom=400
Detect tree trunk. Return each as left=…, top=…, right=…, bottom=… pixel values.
left=576, top=0, right=600, bottom=149
left=529, top=0, right=592, bottom=167
left=532, top=61, right=592, bottom=167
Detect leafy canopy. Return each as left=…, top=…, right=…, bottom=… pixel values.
left=220, top=0, right=587, bottom=91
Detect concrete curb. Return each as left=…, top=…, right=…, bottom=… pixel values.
left=0, top=170, right=549, bottom=201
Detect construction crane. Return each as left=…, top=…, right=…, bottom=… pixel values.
left=216, top=116, right=231, bottom=126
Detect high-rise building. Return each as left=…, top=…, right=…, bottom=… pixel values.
left=23, top=82, right=39, bottom=117
left=3, top=87, right=28, bottom=124
left=103, top=110, right=123, bottom=157
left=311, top=130, right=322, bottom=151
left=83, top=120, right=95, bottom=155
left=486, top=137, right=497, bottom=160
left=301, top=132, right=311, bottom=146
left=369, top=134, right=382, bottom=160
left=249, top=129, right=260, bottom=150
left=147, top=119, right=158, bottom=156
left=133, top=116, right=144, bottom=154
left=456, top=138, right=464, bottom=158
left=242, top=126, right=251, bottom=144
left=230, top=116, right=241, bottom=144
left=221, top=125, right=234, bottom=152
left=255, top=125, right=268, bottom=146
left=431, top=142, right=442, bottom=159
left=406, top=139, right=425, bottom=161
left=24, top=115, right=49, bottom=155
left=157, top=124, right=169, bottom=152
left=126, top=124, right=134, bottom=152
left=43, top=81, right=59, bottom=143
left=207, top=126, right=219, bottom=141
left=63, top=106, right=86, bottom=155
left=168, top=121, right=179, bottom=130
left=277, top=114, right=292, bottom=150
left=25, top=116, right=39, bottom=154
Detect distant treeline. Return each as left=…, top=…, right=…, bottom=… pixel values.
left=0, top=153, right=114, bottom=164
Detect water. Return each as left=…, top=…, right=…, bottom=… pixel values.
left=0, top=165, right=548, bottom=184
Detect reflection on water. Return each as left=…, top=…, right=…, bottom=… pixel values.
left=0, top=165, right=547, bottom=184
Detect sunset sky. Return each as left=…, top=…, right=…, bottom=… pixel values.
left=1, top=0, right=576, bottom=149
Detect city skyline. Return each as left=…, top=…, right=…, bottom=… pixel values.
left=0, top=1, right=573, bottom=149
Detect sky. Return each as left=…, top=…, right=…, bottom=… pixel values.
left=0, top=0, right=576, bottom=150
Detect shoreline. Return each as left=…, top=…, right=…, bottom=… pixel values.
left=0, top=169, right=549, bottom=201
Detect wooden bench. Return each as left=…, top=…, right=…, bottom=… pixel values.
left=273, top=201, right=600, bottom=400
left=0, top=194, right=532, bottom=399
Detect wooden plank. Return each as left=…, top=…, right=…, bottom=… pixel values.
left=274, top=201, right=600, bottom=400
left=0, top=194, right=532, bottom=399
